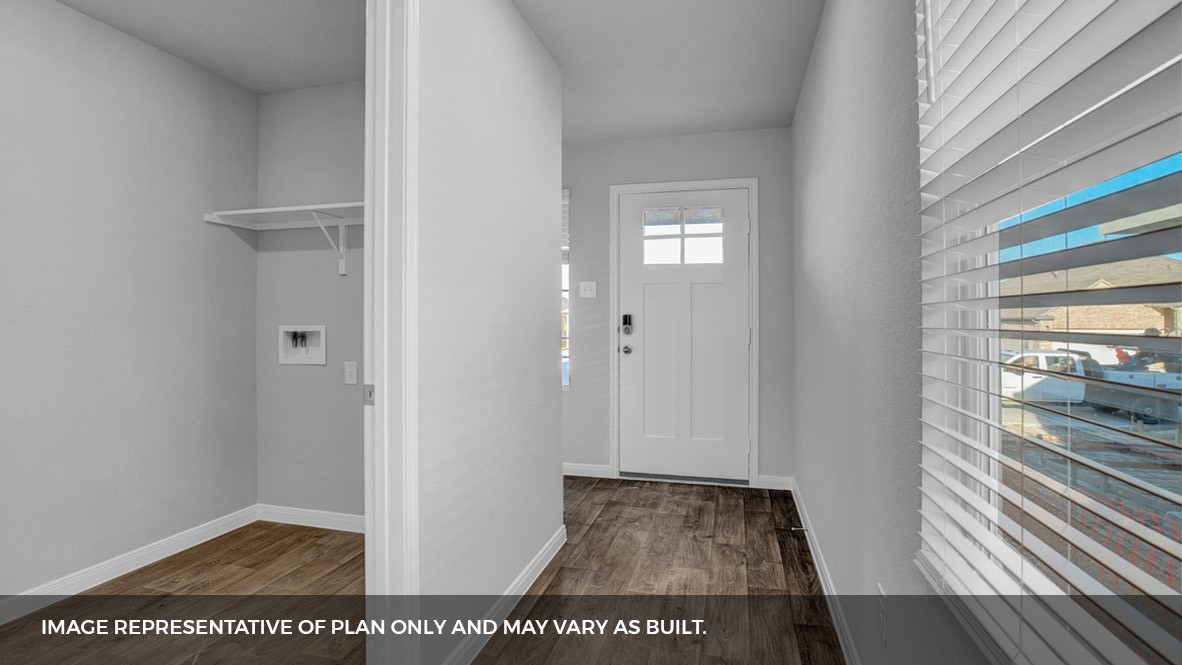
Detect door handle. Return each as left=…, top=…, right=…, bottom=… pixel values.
left=622, top=345, right=633, bottom=355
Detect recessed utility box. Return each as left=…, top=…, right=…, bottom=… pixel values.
left=278, top=325, right=326, bottom=365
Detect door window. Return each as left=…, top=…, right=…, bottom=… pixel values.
left=642, top=207, right=724, bottom=265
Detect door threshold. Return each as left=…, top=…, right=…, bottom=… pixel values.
left=619, top=471, right=749, bottom=487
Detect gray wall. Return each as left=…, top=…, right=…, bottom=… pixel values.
left=561, top=128, right=793, bottom=478
left=258, top=81, right=365, bottom=207
left=789, top=0, right=986, bottom=661
left=790, top=0, right=922, bottom=598
left=255, top=82, right=365, bottom=515
left=417, top=0, right=564, bottom=594
left=0, top=0, right=258, bottom=593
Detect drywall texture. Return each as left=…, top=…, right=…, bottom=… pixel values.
left=561, top=129, right=793, bottom=477
left=258, top=81, right=365, bottom=207
left=0, top=0, right=258, bottom=593
left=417, top=0, right=564, bottom=594
left=256, top=83, right=365, bottom=515
left=789, top=0, right=986, bottom=661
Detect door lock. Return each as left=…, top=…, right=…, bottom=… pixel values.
left=621, top=314, right=633, bottom=335
left=622, top=345, right=633, bottom=355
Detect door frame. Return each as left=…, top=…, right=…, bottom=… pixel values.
left=363, top=0, right=420, bottom=597
left=608, top=178, right=760, bottom=485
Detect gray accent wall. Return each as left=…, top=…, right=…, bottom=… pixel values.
left=417, top=0, right=564, bottom=595
left=561, top=128, right=794, bottom=478
left=255, top=82, right=365, bottom=516
left=0, top=0, right=259, bottom=593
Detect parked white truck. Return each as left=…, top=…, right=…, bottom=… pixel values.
left=1001, top=349, right=1181, bottom=424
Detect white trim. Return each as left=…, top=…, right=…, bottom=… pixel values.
left=608, top=178, right=761, bottom=484
left=562, top=462, right=616, bottom=478
left=791, top=480, right=863, bottom=665
left=363, top=0, right=419, bottom=598
left=257, top=504, right=365, bottom=533
left=0, top=505, right=256, bottom=625
left=442, top=525, right=568, bottom=665
left=754, top=475, right=794, bottom=490
left=400, top=0, right=422, bottom=599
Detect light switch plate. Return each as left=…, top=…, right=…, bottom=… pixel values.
left=579, top=281, right=597, bottom=298
left=344, top=361, right=358, bottom=385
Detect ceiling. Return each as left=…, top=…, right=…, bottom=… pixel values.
left=512, top=0, right=826, bottom=143
left=56, top=0, right=365, bottom=94
left=56, top=0, right=823, bottom=139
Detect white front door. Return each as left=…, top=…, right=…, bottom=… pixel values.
left=617, top=186, right=752, bottom=481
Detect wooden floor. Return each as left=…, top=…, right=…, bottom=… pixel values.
left=2, top=478, right=843, bottom=664
left=84, top=520, right=364, bottom=596
left=529, top=477, right=827, bottom=596
left=477, top=477, right=846, bottom=664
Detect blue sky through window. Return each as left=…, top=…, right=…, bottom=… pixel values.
left=997, top=153, right=1182, bottom=264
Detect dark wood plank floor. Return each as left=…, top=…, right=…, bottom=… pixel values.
left=83, top=521, right=365, bottom=596
left=474, top=476, right=846, bottom=665
left=2, top=480, right=843, bottom=664
left=530, top=476, right=826, bottom=597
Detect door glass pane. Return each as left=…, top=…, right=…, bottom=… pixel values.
left=684, top=236, right=722, bottom=264
left=643, top=208, right=680, bottom=236
left=684, top=207, right=723, bottom=234
left=644, top=238, right=681, bottom=264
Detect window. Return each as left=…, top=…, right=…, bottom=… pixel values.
left=561, top=189, right=570, bottom=388
left=642, top=207, right=723, bottom=265
left=917, top=3, right=1180, bottom=664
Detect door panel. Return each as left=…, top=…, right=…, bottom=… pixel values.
left=643, top=283, right=676, bottom=437
left=618, top=187, right=751, bottom=481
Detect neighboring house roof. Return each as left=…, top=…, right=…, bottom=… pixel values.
left=1000, top=254, right=1182, bottom=322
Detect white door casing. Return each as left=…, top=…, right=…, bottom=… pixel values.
left=614, top=183, right=755, bottom=481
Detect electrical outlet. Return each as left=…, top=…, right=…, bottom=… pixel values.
left=877, top=583, right=887, bottom=645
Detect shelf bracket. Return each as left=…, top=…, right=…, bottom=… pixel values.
left=311, top=211, right=348, bottom=276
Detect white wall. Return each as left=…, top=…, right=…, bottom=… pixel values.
left=561, top=128, right=793, bottom=478
left=0, top=0, right=258, bottom=593
left=255, top=82, right=365, bottom=516
left=417, top=0, right=564, bottom=594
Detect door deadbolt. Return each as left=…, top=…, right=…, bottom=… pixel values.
left=622, top=345, right=633, bottom=355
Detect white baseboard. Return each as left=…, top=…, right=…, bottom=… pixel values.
left=562, top=462, right=615, bottom=478
left=0, top=505, right=257, bottom=625
left=755, top=474, right=794, bottom=490
left=443, top=524, right=568, bottom=665
left=1, top=502, right=366, bottom=626
left=791, top=481, right=862, bottom=665
left=256, top=504, right=365, bottom=533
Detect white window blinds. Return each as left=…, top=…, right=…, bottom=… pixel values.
left=916, top=1, right=1181, bottom=663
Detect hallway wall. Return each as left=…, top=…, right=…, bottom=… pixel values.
left=789, top=0, right=987, bottom=661
left=416, top=0, right=564, bottom=595
left=562, top=128, right=794, bottom=479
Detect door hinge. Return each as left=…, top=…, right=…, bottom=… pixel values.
left=747, top=329, right=752, bottom=346
left=363, top=384, right=375, bottom=406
